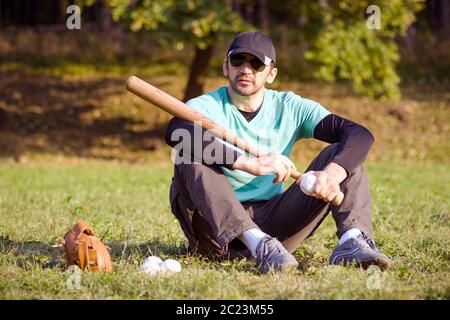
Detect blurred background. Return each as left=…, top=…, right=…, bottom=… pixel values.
left=0, top=0, right=449, bottom=165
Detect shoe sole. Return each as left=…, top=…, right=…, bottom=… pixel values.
left=359, top=256, right=391, bottom=270
left=280, top=261, right=299, bottom=272
left=263, top=261, right=299, bottom=274
left=333, top=255, right=391, bottom=270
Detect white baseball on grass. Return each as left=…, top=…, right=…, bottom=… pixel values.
left=140, top=256, right=163, bottom=275
left=300, top=173, right=316, bottom=195
left=142, top=263, right=162, bottom=275
left=160, top=259, right=182, bottom=274
left=140, top=256, right=182, bottom=275
left=142, top=256, right=163, bottom=267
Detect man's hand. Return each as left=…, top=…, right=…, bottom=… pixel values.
left=232, top=152, right=298, bottom=184
left=302, top=162, right=347, bottom=203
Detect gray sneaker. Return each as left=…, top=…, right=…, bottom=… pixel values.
left=329, top=233, right=392, bottom=270
left=255, top=236, right=299, bottom=274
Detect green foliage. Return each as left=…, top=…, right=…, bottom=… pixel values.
left=78, top=0, right=427, bottom=99
left=306, top=0, right=424, bottom=100
left=103, top=0, right=173, bottom=31
left=270, top=0, right=424, bottom=99
left=95, top=0, right=252, bottom=49
left=304, top=21, right=402, bottom=99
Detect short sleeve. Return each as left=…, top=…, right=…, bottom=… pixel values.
left=283, top=92, right=331, bottom=139
left=185, top=93, right=219, bottom=119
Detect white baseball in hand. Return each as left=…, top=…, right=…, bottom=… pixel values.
left=300, top=173, right=316, bottom=195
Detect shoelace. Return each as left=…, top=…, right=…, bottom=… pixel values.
left=360, top=233, right=379, bottom=252
left=258, top=237, right=281, bottom=262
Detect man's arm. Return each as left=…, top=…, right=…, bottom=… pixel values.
left=301, top=114, right=374, bottom=203
left=314, top=114, right=375, bottom=182
left=165, top=117, right=298, bottom=183
left=164, top=117, right=242, bottom=169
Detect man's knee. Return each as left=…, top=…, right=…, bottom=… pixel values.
left=315, top=143, right=367, bottom=177
left=173, top=162, right=227, bottom=194
left=307, top=143, right=341, bottom=172
left=319, top=143, right=340, bottom=159
left=175, top=162, right=224, bottom=181
left=175, top=162, right=205, bottom=174
left=344, top=163, right=367, bottom=183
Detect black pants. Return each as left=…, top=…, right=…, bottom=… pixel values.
left=169, top=143, right=373, bottom=260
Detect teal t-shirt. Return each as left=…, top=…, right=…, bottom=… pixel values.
left=186, top=87, right=330, bottom=202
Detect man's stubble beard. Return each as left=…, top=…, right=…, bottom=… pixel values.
left=229, top=77, right=265, bottom=97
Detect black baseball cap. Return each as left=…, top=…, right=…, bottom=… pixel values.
left=227, top=31, right=276, bottom=66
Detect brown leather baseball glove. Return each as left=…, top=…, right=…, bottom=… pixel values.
left=60, top=219, right=112, bottom=272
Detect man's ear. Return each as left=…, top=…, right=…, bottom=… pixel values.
left=266, top=67, right=278, bottom=84
left=223, top=59, right=229, bottom=77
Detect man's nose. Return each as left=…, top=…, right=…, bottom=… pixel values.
left=239, top=61, right=253, bottom=73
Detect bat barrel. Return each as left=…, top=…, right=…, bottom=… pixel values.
left=126, top=75, right=262, bottom=157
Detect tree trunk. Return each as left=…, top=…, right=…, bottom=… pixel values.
left=256, top=0, right=270, bottom=31
left=94, top=0, right=114, bottom=31
left=183, top=45, right=214, bottom=102
left=439, top=0, right=449, bottom=37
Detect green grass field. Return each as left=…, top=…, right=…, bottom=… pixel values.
left=1, top=30, right=449, bottom=300
left=1, top=161, right=448, bottom=299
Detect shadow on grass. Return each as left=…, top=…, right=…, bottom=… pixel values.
left=0, top=70, right=166, bottom=161
left=108, top=238, right=188, bottom=261
left=0, top=235, right=186, bottom=271
left=108, top=239, right=263, bottom=274
left=0, top=235, right=66, bottom=270
left=1, top=235, right=306, bottom=275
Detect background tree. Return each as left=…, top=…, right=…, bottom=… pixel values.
left=82, top=0, right=251, bottom=101
left=78, top=0, right=430, bottom=100
left=268, top=0, right=425, bottom=100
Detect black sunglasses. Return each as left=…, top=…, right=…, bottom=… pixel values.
left=229, top=54, right=267, bottom=72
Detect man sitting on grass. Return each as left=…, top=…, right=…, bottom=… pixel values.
left=165, top=31, right=391, bottom=274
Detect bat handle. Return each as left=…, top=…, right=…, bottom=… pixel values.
left=291, top=169, right=302, bottom=180
left=331, top=192, right=344, bottom=206
left=253, top=151, right=303, bottom=181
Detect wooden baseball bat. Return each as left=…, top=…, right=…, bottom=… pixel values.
left=125, top=75, right=343, bottom=206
